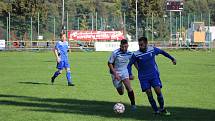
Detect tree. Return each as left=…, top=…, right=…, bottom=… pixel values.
left=208, top=0, right=215, bottom=25
left=124, top=0, right=167, bottom=40
left=0, top=1, right=8, bottom=15
left=0, top=0, right=214, bottom=41
left=0, top=0, right=50, bottom=39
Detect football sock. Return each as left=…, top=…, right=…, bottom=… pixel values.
left=148, top=95, right=158, bottom=112
left=157, top=93, right=164, bottom=110
left=128, top=90, right=135, bottom=105
left=53, top=71, right=61, bottom=79
left=66, top=71, right=72, bottom=83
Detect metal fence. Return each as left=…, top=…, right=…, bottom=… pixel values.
left=0, top=11, right=214, bottom=51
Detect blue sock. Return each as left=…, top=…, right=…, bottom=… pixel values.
left=157, top=93, right=164, bottom=110
left=66, top=71, right=72, bottom=83
left=148, top=95, right=158, bottom=112
left=53, top=71, right=61, bottom=79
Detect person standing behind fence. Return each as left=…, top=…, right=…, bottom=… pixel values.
left=51, top=32, right=75, bottom=86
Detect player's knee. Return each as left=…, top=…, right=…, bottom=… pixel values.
left=154, top=87, right=162, bottom=94
left=126, top=87, right=133, bottom=92
left=146, top=89, right=152, bottom=95
left=146, top=90, right=154, bottom=100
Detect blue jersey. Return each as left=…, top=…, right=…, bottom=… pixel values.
left=108, top=48, right=133, bottom=73
left=128, top=46, right=174, bottom=80
left=55, top=40, right=70, bottom=61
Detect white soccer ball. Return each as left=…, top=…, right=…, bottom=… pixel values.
left=113, top=103, right=125, bottom=114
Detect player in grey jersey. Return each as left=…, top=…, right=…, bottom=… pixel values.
left=108, top=39, right=136, bottom=111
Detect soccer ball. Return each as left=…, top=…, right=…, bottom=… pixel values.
left=113, top=103, right=125, bottom=114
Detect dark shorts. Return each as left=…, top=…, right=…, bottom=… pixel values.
left=139, top=77, right=162, bottom=92
left=56, top=60, right=70, bottom=70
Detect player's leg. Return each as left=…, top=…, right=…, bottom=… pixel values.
left=154, top=86, right=170, bottom=116
left=65, top=68, right=73, bottom=86
left=145, top=88, right=159, bottom=114
left=51, top=62, right=63, bottom=84
left=122, top=78, right=136, bottom=110
left=51, top=69, right=63, bottom=84
left=116, top=85, right=124, bottom=95
left=152, top=78, right=170, bottom=115
left=112, top=74, right=124, bottom=95
left=64, top=61, right=74, bottom=86
left=140, top=79, right=159, bottom=113
left=151, top=78, right=164, bottom=110
left=154, top=86, right=164, bottom=110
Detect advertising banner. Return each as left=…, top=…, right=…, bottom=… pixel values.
left=68, top=30, right=125, bottom=41
left=0, top=40, right=5, bottom=50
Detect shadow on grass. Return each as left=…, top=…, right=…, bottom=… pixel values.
left=43, top=60, right=56, bottom=63
left=18, top=81, right=50, bottom=85
left=0, top=94, right=214, bottom=121
left=18, top=81, right=68, bottom=86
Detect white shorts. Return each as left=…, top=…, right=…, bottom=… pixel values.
left=111, top=70, right=129, bottom=88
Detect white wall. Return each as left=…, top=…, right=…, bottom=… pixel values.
left=95, top=42, right=139, bottom=51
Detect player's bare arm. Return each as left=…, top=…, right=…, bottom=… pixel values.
left=53, top=48, right=60, bottom=63
left=108, top=62, right=120, bottom=81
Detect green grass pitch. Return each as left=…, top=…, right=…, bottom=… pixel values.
left=0, top=50, right=215, bottom=121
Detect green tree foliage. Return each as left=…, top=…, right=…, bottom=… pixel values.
left=0, top=0, right=214, bottom=40
left=208, top=0, right=215, bottom=25
left=0, top=1, right=8, bottom=14
left=124, top=0, right=166, bottom=39
left=0, top=0, right=49, bottom=39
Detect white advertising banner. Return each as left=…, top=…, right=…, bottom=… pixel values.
left=0, top=40, right=5, bottom=50
left=95, top=42, right=139, bottom=51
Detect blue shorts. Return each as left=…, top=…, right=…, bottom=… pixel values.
left=139, top=77, right=162, bottom=92
left=56, top=60, right=70, bottom=70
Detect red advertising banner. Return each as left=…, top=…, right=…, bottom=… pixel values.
left=68, top=30, right=125, bottom=41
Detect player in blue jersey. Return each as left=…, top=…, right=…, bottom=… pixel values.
left=51, top=32, right=74, bottom=86
left=108, top=39, right=136, bottom=111
left=128, top=37, right=176, bottom=115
